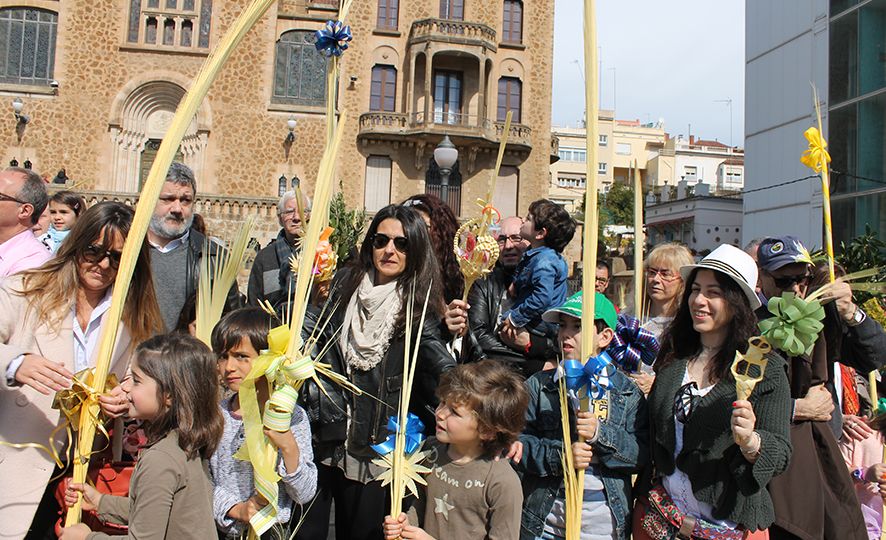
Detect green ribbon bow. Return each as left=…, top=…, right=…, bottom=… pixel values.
left=758, top=292, right=825, bottom=357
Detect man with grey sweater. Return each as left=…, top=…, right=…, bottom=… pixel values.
left=147, top=162, right=242, bottom=331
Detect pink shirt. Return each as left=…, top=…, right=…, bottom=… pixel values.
left=0, top=229, right=52, bottom=277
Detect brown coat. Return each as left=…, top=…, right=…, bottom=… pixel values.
left=0, top=276, right=133, bottom=539
left=765, top=304, right=875, bottom=540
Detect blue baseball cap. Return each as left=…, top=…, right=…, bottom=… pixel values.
left=757, top=236, right=814, bottom=272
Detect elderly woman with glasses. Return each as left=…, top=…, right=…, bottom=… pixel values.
left=295, top=204, right=452, bottom=540
left=634, top=245, right=791, bottom=540
left=0, top=201, right=164, bottom=538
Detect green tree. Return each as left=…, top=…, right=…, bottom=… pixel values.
left=328, top=184, right=366, bottom=262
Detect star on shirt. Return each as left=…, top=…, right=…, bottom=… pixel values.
left=434, top=493, right=455, bottom=520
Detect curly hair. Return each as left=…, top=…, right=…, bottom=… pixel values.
left=527, top=199, right=576, bottom=253
left=436, top=359, right=529, bottom=457
left=402, top=193, right=463, bottom=303
left=655, top=268, right=758, bottom=383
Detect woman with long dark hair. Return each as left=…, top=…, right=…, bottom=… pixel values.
left=0, top=201, right=164, bottom=537
left=635, top=245, right=792, bottom=539
left=295, top=204, right=453, bottom=540
left=401, top=193, right=463, bottom=303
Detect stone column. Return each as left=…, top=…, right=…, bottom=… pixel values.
left=477, top=56, right=485, bottom=128
left=423, top=50, right=433, bottom=124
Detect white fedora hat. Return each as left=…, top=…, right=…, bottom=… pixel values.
left=679, top=244, right=761, bottom=310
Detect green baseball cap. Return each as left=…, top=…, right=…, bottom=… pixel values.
left=542, top=291, right=617, bottom=330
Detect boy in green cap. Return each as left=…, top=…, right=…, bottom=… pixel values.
left=514, top=291, right=648, bottom=540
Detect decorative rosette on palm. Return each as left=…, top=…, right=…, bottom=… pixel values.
left=608, top=315, right=659, bottom=373
left=731, top=337, right=772, bottom=401
left=314, top=20, right=352, bottom=57
left=289, top=227, right=338, bottom=286
left=371, top=413, right=431, bottom=499
left=453, top=217, right=500, bottom=302
left=758, top=292, right=825, bottom=357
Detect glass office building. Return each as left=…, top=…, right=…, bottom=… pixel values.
left=829, top=0, right=886, bottom=244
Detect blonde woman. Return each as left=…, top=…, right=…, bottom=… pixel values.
left=631, top=242, right=694, bottom=393
left=0, top=201, right=164, bottom=537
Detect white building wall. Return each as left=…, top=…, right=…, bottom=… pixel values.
left=743, top=0, right=829, bottom=248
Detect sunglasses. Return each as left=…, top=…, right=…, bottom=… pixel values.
left=371, top=233, right=408, bottom=253
left=82, top=244, right=123, bottom=269
left=673, top=381, right=699, bottom=424
left=768, top=272, right=813, bottom=289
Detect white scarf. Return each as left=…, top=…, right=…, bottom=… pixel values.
left=340, top=271, right=402, bottom=371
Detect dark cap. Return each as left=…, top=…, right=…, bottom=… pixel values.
left=757, top=236, right=814, bottom=272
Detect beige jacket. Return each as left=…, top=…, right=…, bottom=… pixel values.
left=86, top=431, right=216, bottom=540
left=0, top=276, right=133, bottom=539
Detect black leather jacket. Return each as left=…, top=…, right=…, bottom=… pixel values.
left=463, top=265, right=559, bottom=369
left=183, top=230, right=244, bottom=314
left=299, top=270, right=455, bottom=459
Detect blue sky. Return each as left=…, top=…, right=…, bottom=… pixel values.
left=551, top=0, right=745, bottom=146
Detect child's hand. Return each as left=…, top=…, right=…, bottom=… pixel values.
left=866, top=463, right=886, bottom=484
left=383, top=513, right=408, bottom=540
left=64, top=482, right=102, bottom=512
left=401, top=524, right=435, bottom=540
left=59, top=523, right=92, bottom=540
left=575, top=411, right=599, bottom=441
left=571, top=441, right=593, bottom=470
left=264, top=427, right=298, bottom=453
left=495, top=440, right=523, bottom=464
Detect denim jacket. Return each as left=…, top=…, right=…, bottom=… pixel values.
left=515, top=365, right=649, bottom=539
left=502, top=246, right=568, bottom=330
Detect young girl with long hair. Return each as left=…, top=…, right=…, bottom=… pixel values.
left=60, top=333, right=224, bottom=540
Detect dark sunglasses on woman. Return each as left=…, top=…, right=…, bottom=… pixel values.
left=82, top=244, right=123, bottom=269
left=371, top=233, right=408, bottom=253
left=673, top=381, right=700, bottom=424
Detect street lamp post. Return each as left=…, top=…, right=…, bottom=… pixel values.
left=433, top=135, right=458, bottom=206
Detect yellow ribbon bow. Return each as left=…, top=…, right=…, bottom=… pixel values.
left=235, top=325, right=315, bottom=537
left=1, top=369, right=118, bottom=475
left=800, top=126, right=831, bottom=173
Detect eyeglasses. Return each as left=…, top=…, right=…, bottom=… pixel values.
left=0, top=192, right=24, bottom=204
left=371, top=233, right=408, bottom=253
left=768, top=272, right=813, bottom=289
left=81, top=244, right=123, bottom=269
left=496, top=234, right=523, bottom=245
left=646, top=267, right=680, bottom=282
left=673, top=381, right=699, bottom=424
left=157, top=195, right=194, bottom=206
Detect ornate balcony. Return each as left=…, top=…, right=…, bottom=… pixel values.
left=408, top=18, right=497, bottom=54
left=358, top=111, right=532, bottom=156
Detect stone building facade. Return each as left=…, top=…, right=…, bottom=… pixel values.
left=1, top=0, right=556, bottom=242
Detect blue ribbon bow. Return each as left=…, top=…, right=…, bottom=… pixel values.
left=315, top=20, right=353, bottom=57
left=609, top=315, right=660, bottom=373
left=563, top=351, right=615, bottom=401
left=370, top=413, right=426, bottom=456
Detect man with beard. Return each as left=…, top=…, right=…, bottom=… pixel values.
left=247, top=189, right=310, bottom=309
left=147, top=162, right=242, bottom=331
left=444, top=216, right=559, bottom=374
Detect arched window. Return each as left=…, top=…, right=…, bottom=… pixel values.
left=497, top=77, right=521, bottom=122
left=370, top=65, right=396, bottom=112
left=127, top=0, right=212, bottom=49
left=502, top=0, right=522, bottom=44
left=0, top=8, right=57, bottom=86
left=272, top=30, right=327, bottom=107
